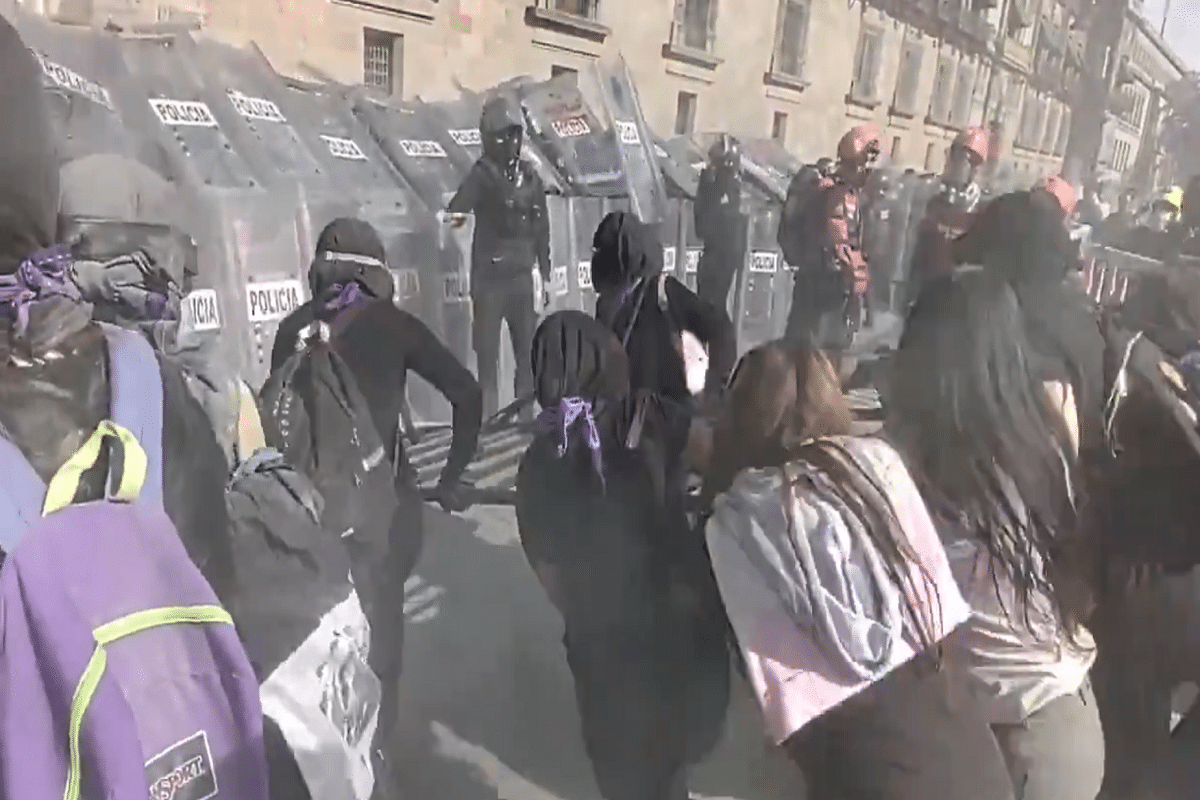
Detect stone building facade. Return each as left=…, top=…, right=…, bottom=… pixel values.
left=14, top=0, right=1187, bottom=179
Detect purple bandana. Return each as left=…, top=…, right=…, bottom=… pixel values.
left=324, top=281, right=366, bottom=312
left=0, top=245, right=80, bottom=336
left=535, top=396, right=604, bottom=484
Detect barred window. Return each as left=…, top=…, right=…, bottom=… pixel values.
left=363, top=29, right=402, bottom=95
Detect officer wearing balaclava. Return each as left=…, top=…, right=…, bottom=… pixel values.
left=693, top=134, right=748, bottom=310
left=448, top=94, right=551, bottom=418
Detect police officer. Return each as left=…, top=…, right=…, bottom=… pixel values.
left=693, top=134, right=748, bottom=311
left=908, top=126, right=989, bottom=290
left=448, top=94, right=552, bottom=417
left=782, top=124, right=879, bottom=377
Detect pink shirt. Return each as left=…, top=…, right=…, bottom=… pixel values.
left=705, top=437, right=970, bottom=743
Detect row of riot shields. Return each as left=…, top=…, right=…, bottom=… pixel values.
left=18, top=6, right=947, bottom=426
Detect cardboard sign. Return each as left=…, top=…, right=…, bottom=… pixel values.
left=150, top=98, right=219, bottom=127
left=246, top=279, right=303, bottom=323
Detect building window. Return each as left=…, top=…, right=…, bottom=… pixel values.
left=949, top=59, right=976, bottom=125
left=1042, top=103, right=1060, bottom=152
left=891, top=135, right=902, bottom=161
left=924, top=141, right=937, bottom=171
left=771, top=111, right=788, bottom=142
left=551, top=64, right=578, bottom=82
left=850, top=25, right=885, bottom=102
left=928, top=54, right=956, bottom=123
left=1056, top=109, right=1070, bottom=155
left=892, top=38, right=924, bottom=114
left=363, top=29, right=402, bottom=95
left=770, top=0, right=810, bottom=78
left=672, top=0, right=718, bottom=52
left=674, top=91, right=698, bottom=135
left=543, top=0, right=601, bottom=18
left=1017, top=87, right=1035, bottom=146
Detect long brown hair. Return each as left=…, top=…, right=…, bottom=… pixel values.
left=701, top=342, right=852, bottom=503
left=702, top=341, right=945, bottom=654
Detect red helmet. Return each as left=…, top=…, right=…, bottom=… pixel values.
left=837, top=124, right=882, bottom=163
left=1037, top=174, right=1078, bottom=218
left=952, top=126, right=990, bottom=164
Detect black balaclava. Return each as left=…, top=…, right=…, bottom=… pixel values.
left=310, top=217, right=394, bottom=302
left=480, top=95, right=524, bottom=178
left=707, top=134, right=740, bottom=175
left=0, top=14, right=60, bottom=276
left=590, top=211, right=662, bottom=294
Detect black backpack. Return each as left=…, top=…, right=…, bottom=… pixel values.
left=777, top=165, right=825, bottom=268
left=226, top=447, right=382, bottom=800
left=259, top=305, right=399, bottom=602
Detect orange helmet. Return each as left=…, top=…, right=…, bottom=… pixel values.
left=837, top=124, right=882, bottom=163
left=952, top=126, right=990, bottom=164
left=1036, top=174, right=1077, bottom=218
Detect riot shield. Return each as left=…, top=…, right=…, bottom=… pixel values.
left=112, top=32, right=309, bottom=387
left=862, top=167, right=908, bottom=315
left=14, top=14, right=184, bottom=224
left=692, top=133, right=789, bottom=351
left=584, top=55, right=669, bottom=225
left=738, top=137, right=802, bottom=202
left=271, top=79, right=454, bottom=422
left=660, top=136, right=706, bottom=292
left=176, top=36, right=324, bottom=189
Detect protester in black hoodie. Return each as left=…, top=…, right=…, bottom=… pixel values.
left=271, top=218, right=482, bottom=770
left=515, top=310, right=728, bottom=800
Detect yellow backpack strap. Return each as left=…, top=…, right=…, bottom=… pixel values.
left=43, top=421, right=146, bottom=516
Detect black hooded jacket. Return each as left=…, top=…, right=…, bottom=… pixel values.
left=515, top=310, right=685, bottom=628
left=0, top=16, right=234, bottom=606
left=591, top=211, right=736, bottom=402
left=271, top=218, right=482, bottom=488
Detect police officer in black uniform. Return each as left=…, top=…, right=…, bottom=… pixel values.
left=448, top=95, right=552, bottom=417
left=693, top=134, right=747, bottom=311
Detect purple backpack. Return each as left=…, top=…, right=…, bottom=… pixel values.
left=0, top=323, right=269, bottom=800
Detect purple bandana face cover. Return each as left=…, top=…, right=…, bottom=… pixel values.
left=324, top=281, right=365, bottom=312
left=535, top=396, right=605, bottom=484
left=0, top=245, right=80, bottom=336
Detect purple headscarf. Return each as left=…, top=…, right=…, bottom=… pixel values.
left=0, top=244, right=81, bottom=337
left=535, top=396, right=604, bottom=484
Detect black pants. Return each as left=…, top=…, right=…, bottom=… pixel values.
left=472, top=277, right=536, bottom=418
left=366, top=484, right=425, bottom=798
left=695, top=248, right=740, bottom=313
left=787, top=653, right=1016, bottom=800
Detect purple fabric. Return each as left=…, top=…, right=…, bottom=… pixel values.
left=0, top=504, right=269, bottom=800
left=0, top=244, right=79, bottom=336
left=324, top=281, right=366, bottom=312
left=535, top=396, right=604, bottom=484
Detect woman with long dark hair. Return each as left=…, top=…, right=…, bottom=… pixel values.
left=515, top=310, right=729, bottom=800
left=888, top=268, right=1103, bottom=800
left=701, top=340, right=1014, bottom=800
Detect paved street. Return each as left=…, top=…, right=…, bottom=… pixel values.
left=391, top=502, right=809, bottom=800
